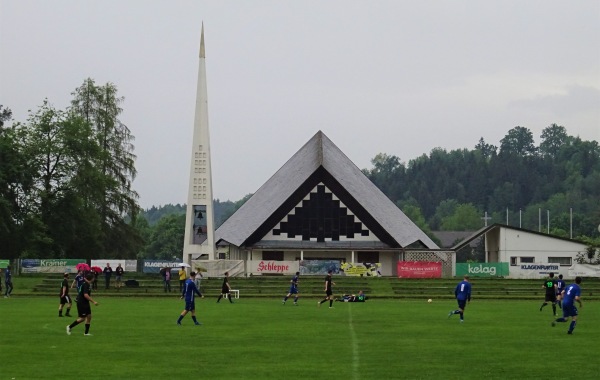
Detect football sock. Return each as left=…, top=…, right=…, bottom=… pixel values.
left=569, top=321, right=576, bottom=332
left=229, top=296, right=234, bottom=303
left=59, top=310, right=62, bottom=317
left=329, top=300, right=333, bottom=307
left=217, top=295, right=222, bottom=303
left=540, top=303, right=547, bottom=311
left=555, top=317, right=566, bottom=323
left=294, top=297, right=298, bottom=303
left=283, top=296, right=288, bottom=302
left=84, top=324, right=90, bottom=334
left=66, top=308, right=71, bottom=316
left=460, top=312, right=464, bottom=320
left=558, top=301, right=562, bottom=309
left=192, top=316, right=198, bottom=323
left=552, top=304, right=557, bottom=315
left=177, top=315, right=184, bottom=324
left=69, top=321, right=80, bottom=329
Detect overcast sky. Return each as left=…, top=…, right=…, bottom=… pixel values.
left=1, top=0, right=599, bottom=209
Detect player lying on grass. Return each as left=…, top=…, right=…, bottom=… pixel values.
left=336, top=290, right=366, bottom=302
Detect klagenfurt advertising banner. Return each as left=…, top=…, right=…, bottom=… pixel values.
left=397, top=261, right=442, bottom=278
left=456, top=263, right=509, bottom=277
left=247, top=260, right=300, bottom=275
left=21, top=259, right=84, bottom=273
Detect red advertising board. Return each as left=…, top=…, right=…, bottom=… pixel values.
left=397, top=261, right=442, bottom=278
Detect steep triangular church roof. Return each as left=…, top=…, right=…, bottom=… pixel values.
left=215, top=131, right=438, bottom=249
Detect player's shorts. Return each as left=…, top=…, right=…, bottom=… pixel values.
left=222, top=287, right=230, bottom=294
left=457, top=299, right=467, bottom=310
left=184, top=300, right=196, bottom=311
left=326, top=290, right=333, bottom=296
left=115, top=275, right=122, bottom=281
left=60, top=295, right=72, bottom=305
left=288, top=286, right=298, bottom=294
left=562, top=304, right=578, bottom=318
left=77, top=303, right=92, bottom=318
left=545, top=293, right=557, bottom=302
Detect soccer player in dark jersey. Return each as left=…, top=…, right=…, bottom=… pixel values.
left=66, top=272, right=98, bottom=336
left=318, top=270, right=336, bottom=308
left=4, top=265, right=13, bottom=297
left=556, top=274, right=567, bottom=309
left=448, top=275, right=471, bottom=322
left=177, top=272, right=204, bottom=325
left=216, top=272, right=234, bottom=303
left=540, top=272, right=558, bottom=315
left=282, top=271, right=300, bottom=306
left=58, top=273, right=72, bottom=317
left=552, top=277, right=582, bottom=334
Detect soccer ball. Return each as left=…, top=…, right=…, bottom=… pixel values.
left=427, top=299, right=432, bottom=303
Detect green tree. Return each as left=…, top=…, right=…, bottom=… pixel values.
left=144, top=213, right=186, bottom=260
left=70, top=78, right=142, bottom=258
left=500, top=126, right=537, bottom=156
left=540, top=124, right=568, bottom=159
left=440, top=203, right=482, bottom=231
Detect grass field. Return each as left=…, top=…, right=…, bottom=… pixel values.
left=1, top=296, right=598, bottom=379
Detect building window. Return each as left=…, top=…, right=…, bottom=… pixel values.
left=520, top=257, right=535, bottom=263
left=510, top=257, right=517, bottom=266
left=262, top=251, right=284, bottom=260
left=357, top=251, right=379, bottom=263
left=548, top=257, right=572, bottom=266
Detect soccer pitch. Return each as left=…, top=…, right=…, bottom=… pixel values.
left=1, top=297, right=598, bottom=379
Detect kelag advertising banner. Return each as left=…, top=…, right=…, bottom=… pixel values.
left=397, top=261, right=442, bottom=278
left=456, top=263, right=509, bottom=277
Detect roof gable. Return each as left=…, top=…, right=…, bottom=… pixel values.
left=215, top=131, right=438, bottom=249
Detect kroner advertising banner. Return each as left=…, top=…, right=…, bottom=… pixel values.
left=397, top=261, right=442, bottom=278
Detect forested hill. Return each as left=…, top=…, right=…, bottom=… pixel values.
left=363, top=124, right=599, bottom=239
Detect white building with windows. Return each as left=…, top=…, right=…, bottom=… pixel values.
left=454, top=224, right=589, bottom=279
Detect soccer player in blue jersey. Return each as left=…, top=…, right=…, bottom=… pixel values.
left=540, top=272, right=558, bottom=315
left=282, top=271, right=300, bottom=306
left=448, top=275, right=471, bottom=322
left=552, top=277, right=582, bottom=334
left=4, top=265, right=13, bottom=297
left=556, top=274, right=567, bottom=309
left=177, top=272, right=204, bottom=325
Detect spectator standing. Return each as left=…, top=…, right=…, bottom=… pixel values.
left=4, top=265, right=13, bottom=298
left=58, top=273, right=72, bottom=317
left=193, top=271, right=202, bottom=292
left=115, top=264, right=124, bottom=288
left=164, top=268, right=172, bottom=293
left=178, top=266, right=187, bottom=292
left=448, top=275, right=471, bottom=322
left=103, top=263, right=113, bottom=289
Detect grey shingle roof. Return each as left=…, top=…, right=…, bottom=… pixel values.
left=215, top=131, right=439, bottom=249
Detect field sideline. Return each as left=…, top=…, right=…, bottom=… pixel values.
left=0, top=297, right=598, bottom=379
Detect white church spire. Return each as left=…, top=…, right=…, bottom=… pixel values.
left=183, top=24, right=216, bottom=262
